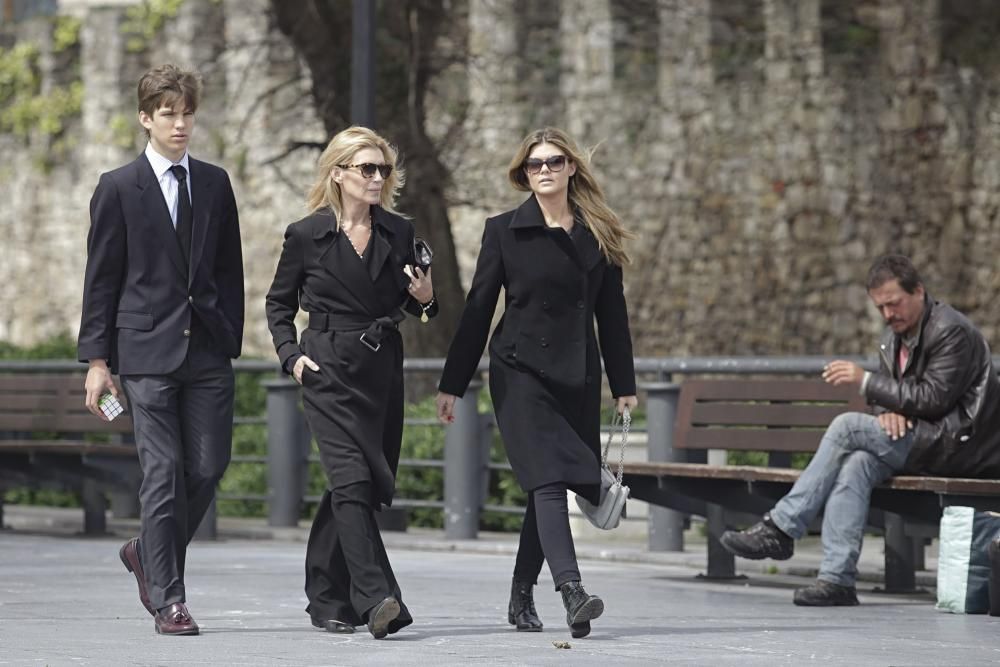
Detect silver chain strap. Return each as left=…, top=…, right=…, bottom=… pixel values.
left=602, top=406, right=630, bottom=486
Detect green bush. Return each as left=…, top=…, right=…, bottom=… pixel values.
left=0, top=334, right=601, bottom=535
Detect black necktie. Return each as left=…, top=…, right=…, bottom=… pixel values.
left=169, top=164, right=192, bottom=266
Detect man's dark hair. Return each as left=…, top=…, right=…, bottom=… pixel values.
left=866, top=254, right=923, bottom=294
left=137, top=64, right=202, bottom=136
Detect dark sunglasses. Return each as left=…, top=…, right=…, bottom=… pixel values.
left=337, top=162, right=393, bottom=179
left=523, top=155, right=568, bottom=175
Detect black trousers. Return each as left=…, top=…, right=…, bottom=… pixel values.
left=121, top=334, right=234, bottom=610
left=512, top=482, right=581, bottom=590
left=304, top=481, right=413, bottom=632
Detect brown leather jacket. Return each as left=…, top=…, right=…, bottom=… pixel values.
left=865, top=295, right=1000, bottom=478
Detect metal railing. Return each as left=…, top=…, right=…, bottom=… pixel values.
left=10, top=355, right=996, bottom=548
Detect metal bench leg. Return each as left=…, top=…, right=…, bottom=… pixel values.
left=882, top=512, right=918, bottom=593
left=110, top=490, right=140, bottom=519
left=81, top=480, right=107, bottom=535
left=644, top=382, right=685, bottom=552
left=700, top=504, right=742, bottom=580
left=913, top=537, right=927, bottom=572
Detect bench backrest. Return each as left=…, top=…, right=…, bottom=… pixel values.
left=0, top=374, right=134, bottom=435
left=674, top=379, right=868, bottom=453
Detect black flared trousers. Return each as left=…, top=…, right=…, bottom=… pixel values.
left=303, top=481, right=412, bottom=631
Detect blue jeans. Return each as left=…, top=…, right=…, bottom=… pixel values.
left=769, top=412, right=914, bottom=587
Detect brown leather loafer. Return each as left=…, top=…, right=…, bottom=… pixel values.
left=154, top=603, right=200, bottom=636
left=366, top=597, right=400, bottom=639
left=119, top=538, right=154, bottom=617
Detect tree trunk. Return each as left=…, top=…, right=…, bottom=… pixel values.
left=269, top=0, right=466, bottom=367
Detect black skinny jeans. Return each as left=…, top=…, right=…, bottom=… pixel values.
left=512, top=482, right=581, bottom=590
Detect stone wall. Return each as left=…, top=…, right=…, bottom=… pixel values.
left=448, top=0, right=1000, bottom=357
left=0, top=0, right=324, bottom=355
left=3, top=0, right=1000, bottom=359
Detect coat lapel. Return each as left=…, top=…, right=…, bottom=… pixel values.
left=314, top=210, right=381, bottom=315
left=367, top=206, right=394, bottom=283
left=574, top=222, right=605, bottom=272
left=187, top=158, right=214, bottom=284
left=135, top=154, right=186, bottom=278
left=510, top=195, right=604, bottom=272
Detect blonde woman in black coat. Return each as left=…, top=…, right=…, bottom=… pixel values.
left=436, top=127, right=637, bottom=638
left=266, top=126, right=437, bottom=639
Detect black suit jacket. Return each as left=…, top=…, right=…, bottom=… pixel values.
left=78, top=153, right=244, bottom=374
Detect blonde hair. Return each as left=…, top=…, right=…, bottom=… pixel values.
left=306, top=126, right=406, bottom=224
left=507, top=127, right=633, bottom=266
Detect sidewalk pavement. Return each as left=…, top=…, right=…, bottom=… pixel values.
left=2, top=505, right=996, bottom=666
left=3, top=504, right=937, bottom=587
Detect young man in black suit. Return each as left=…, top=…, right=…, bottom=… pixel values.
left=78, top=64, right=244, bottom=636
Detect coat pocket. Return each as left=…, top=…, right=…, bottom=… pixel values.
left=115, top=311, right=154, bottom=331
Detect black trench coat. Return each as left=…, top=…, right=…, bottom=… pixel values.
left=439, top=195, right=636, bottom=505
left=265, top=206, right=438, bottom=507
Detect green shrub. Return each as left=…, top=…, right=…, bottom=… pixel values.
left=0, top=335, right=588, bottom=535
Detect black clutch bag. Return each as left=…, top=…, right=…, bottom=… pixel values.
left=413, top=237, right=433, bottom=273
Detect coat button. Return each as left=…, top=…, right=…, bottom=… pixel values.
left=183, top=329, right=191, bottom=337
left=539, top=369, right=546, bottom=377
left=542, top=301, right=550, bottom=310
left=576, top=300, right=584, bottom=309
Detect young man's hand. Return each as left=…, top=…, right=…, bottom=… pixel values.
left=84, top=360, right=119, bottom=420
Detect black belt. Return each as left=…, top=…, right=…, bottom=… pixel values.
left=307, top=311, right=404, bottom=352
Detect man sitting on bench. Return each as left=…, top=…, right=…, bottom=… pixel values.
left=720, top=254, right=1000, bottom=606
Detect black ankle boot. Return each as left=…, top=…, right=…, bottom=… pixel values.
left=559, top=581, right=603, bottom=638
left=507, top=578, right=543, bottom=631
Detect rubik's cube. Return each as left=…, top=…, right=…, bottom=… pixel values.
left=98, top=393, right=125, bottom=421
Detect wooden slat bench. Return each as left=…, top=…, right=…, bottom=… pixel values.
left=0, top=374, right=141, bottom=534
left=623, top=379, right=1000, bottom=592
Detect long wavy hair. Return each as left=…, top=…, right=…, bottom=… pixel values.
left=507, top=127, right=633, bottom=266
left=306, top=126, right=406, bottom=226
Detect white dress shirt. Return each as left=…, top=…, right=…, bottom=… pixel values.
left=144, top=142, right=192, bottom=228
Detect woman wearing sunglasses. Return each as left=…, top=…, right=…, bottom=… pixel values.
left=265, top=126, right=437, bottom=639
left=436, top=127, right=637, bottom=638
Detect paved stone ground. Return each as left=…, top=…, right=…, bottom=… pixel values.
left=2, top=507, right=1000, bottom=666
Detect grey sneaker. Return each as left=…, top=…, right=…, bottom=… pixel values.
left=793, top=580, right=860, bottom=606
left=719, top=513, right=794, bottom=560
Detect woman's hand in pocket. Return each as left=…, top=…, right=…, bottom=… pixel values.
left=293, top=355, right=320, bottom=384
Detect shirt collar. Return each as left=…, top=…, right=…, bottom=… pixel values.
left=145, top=142, right=190, bottom=179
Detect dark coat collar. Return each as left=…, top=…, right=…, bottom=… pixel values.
left=509, top=195, right=605, bottom=271
left=310, top=205, right=400, bottom=239
left=310, top=205, right=398, bottom=313
left=509, top=194, right=547, bottom=229
left=880, top=292, right=935, bottom=373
